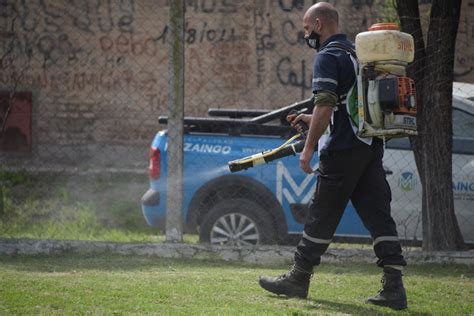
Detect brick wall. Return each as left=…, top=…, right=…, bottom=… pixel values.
left=0, top=0, right=472, bottom=169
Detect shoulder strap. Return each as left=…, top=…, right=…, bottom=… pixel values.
left=325, top=42, right=357, bottom=60
left=326, top=43, right=373, bottom=145
left=324, top=41, right=358, bottom=79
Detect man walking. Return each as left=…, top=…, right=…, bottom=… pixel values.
left=258, top=2, right=408, bottom=310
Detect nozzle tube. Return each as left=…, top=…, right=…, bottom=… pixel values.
left=266, top=140, right=305, bottom=162
left=228, top=140, right=306, bottom=173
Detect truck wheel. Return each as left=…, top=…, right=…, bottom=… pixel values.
left=199, top=198, right=276, bottom=246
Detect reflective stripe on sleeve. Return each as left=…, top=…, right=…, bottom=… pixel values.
left=302, top=231, right=332, bottom=244
left=312, top=77, right=338, bottom=85
left=373, top=236, right=399, bottom=246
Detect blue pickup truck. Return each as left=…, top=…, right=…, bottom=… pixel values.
left=142, top=86, right=474, bottom=246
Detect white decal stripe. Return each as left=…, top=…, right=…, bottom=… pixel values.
left=282, top=188, right=296, bottom=204
left=303, top=231, right=332, bottom=244
left=384, top=265, right=404, bottom=271
left=276, top=161, right=317, bottom=205
left=373, top=236, right=399, bottom=246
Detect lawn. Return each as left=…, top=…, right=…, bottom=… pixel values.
left=0, top=254, right=472, bottom=315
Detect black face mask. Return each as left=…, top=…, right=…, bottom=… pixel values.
left=305, top=30, right=321, bottom=51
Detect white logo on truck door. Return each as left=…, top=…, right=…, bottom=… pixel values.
left=183, top=143, right=231, bottom=154
left=276, top=161, right=316, bottom=204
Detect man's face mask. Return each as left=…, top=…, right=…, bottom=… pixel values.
left=305, top=22, right=321, bottom=50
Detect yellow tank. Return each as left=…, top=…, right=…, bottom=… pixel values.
left=356, top=23, right=414, bottom=64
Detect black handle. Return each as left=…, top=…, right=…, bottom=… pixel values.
left=288, top=110, right=309, bottom=135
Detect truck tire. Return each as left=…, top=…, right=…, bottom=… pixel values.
left=199, top=198, right=277, bottom=246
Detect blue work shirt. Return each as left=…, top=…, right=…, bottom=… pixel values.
left=312, top=34, right=368, bottom=151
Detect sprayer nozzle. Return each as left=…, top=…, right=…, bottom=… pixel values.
left=228, top=160, right=253, bottom=173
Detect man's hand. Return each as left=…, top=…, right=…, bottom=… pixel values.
left=287, top=113, right=312, bottom=134
left=300, top=146, right=314, bottom=174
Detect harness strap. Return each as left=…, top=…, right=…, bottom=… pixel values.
left=325, top=42, right=357, bottom=59
left=324, top=42, right=358, bottom=105
left=322, top=41, right=373, bottom=146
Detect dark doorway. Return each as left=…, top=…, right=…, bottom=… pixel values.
left=0, top=91, right=32, bottom=153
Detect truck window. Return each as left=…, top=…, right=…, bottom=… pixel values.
left=453, top=109, right=474, bottom=139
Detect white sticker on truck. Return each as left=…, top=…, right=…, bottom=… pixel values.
left=183, top=143, right=231, bottom=154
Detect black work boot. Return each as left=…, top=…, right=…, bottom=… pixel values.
left=259, top=265, right=312, bottom=298
left=367, top=267, right=407, bottom=310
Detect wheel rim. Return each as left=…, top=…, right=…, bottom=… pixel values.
left=210, top=213, right=260, bottom=246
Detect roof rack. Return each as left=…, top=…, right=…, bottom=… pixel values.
left=207, top=108, right=270, bottom=118
left=158, top=97, right=314, bottom=137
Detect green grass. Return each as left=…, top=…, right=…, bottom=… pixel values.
left=0, top=170, right=164, bottom=242
left=0, top=202, right=159, bottom=243
left=0, top=254, right=472, bottom=315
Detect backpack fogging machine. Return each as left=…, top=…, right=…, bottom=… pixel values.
left=228, top=23, right=418, bottom=173
left=354, top=23, right=418, bottom=138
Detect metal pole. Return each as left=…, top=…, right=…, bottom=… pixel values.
left=166, top=0, right=185, bottom=242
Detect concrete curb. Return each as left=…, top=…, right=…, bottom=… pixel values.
left=0, top=238, right=473, bottom=265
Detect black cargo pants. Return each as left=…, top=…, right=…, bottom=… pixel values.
left=295, top=140, right=406, bottom=271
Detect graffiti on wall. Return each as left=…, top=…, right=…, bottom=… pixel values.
left=0, top=0, right=321, bottom=103
left=0, top=0, right=136, bottom=66
left=1, top=0, right=471, bottom=166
